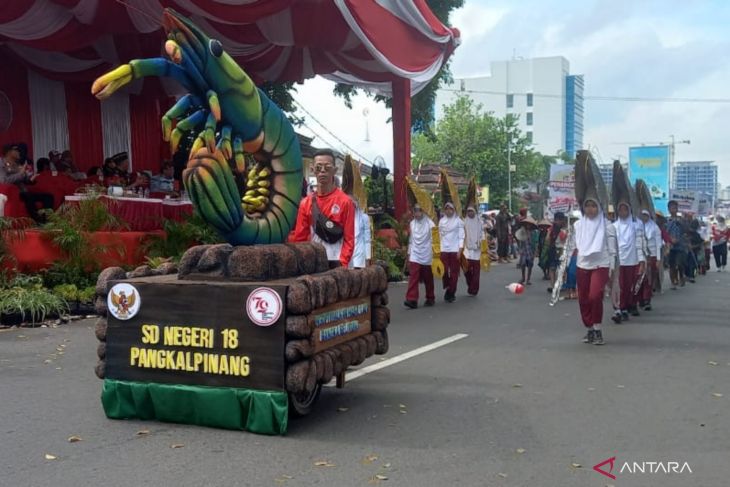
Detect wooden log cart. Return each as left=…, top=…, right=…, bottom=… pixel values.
left=87, top=10, right=394, bottom=435
left=94, top=243, right=390, bottom=435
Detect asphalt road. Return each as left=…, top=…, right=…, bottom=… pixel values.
left=2, top=263, right=729, bottom=487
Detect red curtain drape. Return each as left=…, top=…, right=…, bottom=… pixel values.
left=65, top=81, right=103, bottom=172
left=0, top=51, right=33, bottom=159
left=129, top=79, right=173, bottom=173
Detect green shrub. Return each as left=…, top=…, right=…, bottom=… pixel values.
left=0, top=287, right=69, bottom=325
left=143, top=213, right=223, bottom=262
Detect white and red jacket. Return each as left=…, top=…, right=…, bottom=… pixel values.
left=292, top=188, right=355, bottom=267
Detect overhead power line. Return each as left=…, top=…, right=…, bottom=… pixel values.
left=292, top=97, right=373, bottom=165
left=441, top=88, right=730, bottom=104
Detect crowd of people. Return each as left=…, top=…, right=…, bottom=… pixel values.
left=1, top=142, right=182, bottom=222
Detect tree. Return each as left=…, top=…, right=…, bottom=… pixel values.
left=411, top=95, right=547, bottom=205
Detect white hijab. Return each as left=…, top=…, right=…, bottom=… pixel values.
left=575, top=204, right=606, bottom=256
left=464, top=207, right=481, bottom=249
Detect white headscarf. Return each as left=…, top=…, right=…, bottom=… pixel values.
left=575, top=201, right=606, bottom=256
left=464, top=207, right=481, bottom=249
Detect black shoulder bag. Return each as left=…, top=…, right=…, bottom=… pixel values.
left=311, top=196, right=344, bottom=244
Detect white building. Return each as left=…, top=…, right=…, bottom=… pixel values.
left=435, top=56, right=584, bottom=157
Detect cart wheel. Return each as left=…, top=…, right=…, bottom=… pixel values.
left=289, top=383, right=322, bottom=417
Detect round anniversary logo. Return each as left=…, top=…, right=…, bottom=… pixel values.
left=246, top=287, right=282, bottom=327
left=107, top=283, right=141, bottom=321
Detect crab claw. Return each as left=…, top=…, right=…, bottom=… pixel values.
left=91, top=64, right=133, bottom=100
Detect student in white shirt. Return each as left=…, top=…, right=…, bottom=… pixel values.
left=611, top=202, right=646, bottom=323
left=463, top=206, right=483, bottom=296
left=573, top=198, right=617, bottom=345
left=404, top=204, right=435, bottom=309
left=438, top=202, right=465, bottom=303
left=349, top=200, right=371, bottom=269
left=638, top=209, right=661, bottom=310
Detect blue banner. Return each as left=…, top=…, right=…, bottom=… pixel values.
left=629, top=146, right=670, bottom=212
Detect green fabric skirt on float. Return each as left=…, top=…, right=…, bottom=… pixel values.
left=102, top=379, right=289, bottom=435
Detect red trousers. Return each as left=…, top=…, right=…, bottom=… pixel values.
left=406, top=261, right=435, bottom=302
left=464, top=258, right=481, bottom=296
left=619, top=264, right=639, bottom=311
left=440, top=252, right=460, bottom=296
left=576, top=267, right=609, bottom=327
left=639, top=257, right=656, bottom=303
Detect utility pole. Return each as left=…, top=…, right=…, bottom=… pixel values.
left=507, top=135, right=512, bottom=212
left=668, top=134, right=690, bottom=189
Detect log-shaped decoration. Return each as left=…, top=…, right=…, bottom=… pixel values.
left=326, top=349, right=344, bottom=376
left=372, top=306, right=390, bottom=331
left=94, top=318, right=107, bottom=342
left=177, top=245, right=209, bottom=277
left=372, top=264, right=388, bottom=293
left=97, top=342, right=106, bottom=360
left=95, top=267, right=127, bottom=295
left=349, top=269, right=363, bottom=299
left=285, top=243, right=316, bottom=275
left=374, top=330, right=389, bottom=355
left=195, top=243, right=233, bottom=276
left=228, top=245, right=271, bottom=280
left=364, top=333, right=377, bottom=357
left=155, top=261, right=179, bottom=275
left=285, top=339, right=313, bottom=363
left=329, top=267, right=351, bottom=301
left=372, top=292, right=389, bottom=307
left=348, top=339, right=364, bottom=366
left=352, top=337, right=368, bottom=365
left=127, top=264, right=153, bottom=279
left=269, top=244, right=298, bottom=278
left=320, top=351, right=334, bottom=384
left=314, top=243, right=329, bottom=273
left=313, top=353, right=326, bottom=381
left=338, top=341, right=354, bottom=367
left=94, top=295, right=108, bottom=318
left=321, top=274, right=339, bottom=306
left=285, top=360, right=310, bottom=393
left=305, top=359, right=318, bottom=392
left=286, top=281, right=312, bottom=314
left=94, top=360, right=106, bottom=379
left=285, top=315, right=312, bottom=338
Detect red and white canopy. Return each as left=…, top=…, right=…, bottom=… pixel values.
left=0, top=0, right=460, bottom=95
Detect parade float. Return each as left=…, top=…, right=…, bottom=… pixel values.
left=90, top=10, right=390, bottom=435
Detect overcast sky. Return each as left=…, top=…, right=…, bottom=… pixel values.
left=295, top=0, right=730, bottom=187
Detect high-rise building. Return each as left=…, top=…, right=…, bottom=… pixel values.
left=435, top=56, right=584, bottom=157
left=673, top=161, right=718, bottom=201
left=598, top=162, right=627, bottom=188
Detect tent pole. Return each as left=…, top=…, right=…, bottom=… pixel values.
left=392, top=77, right=411, bottom=219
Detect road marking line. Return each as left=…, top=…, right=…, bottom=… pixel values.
left=324, top=333, right=469, bottom=387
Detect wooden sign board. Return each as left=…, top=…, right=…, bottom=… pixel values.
left=310, top=297, right=371, bottom=353
left=105, top=277, right=286, bottom=391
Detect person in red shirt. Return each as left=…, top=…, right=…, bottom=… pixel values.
left=291, top=149, right=355, bottom=268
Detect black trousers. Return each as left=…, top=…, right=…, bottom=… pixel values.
left=20, top=192, right=54, bottom=222
left=713, top=244, right=727, bottom=268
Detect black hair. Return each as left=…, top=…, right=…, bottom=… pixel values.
left=668, top=200, right=678, bottom=207
left=313, top=148, right=336, bottom=164
left=36, top=158, right=51, bottom=172
left=87, top=166, right=100, bottom=177
left=553, top=211, right=566, bottom=220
